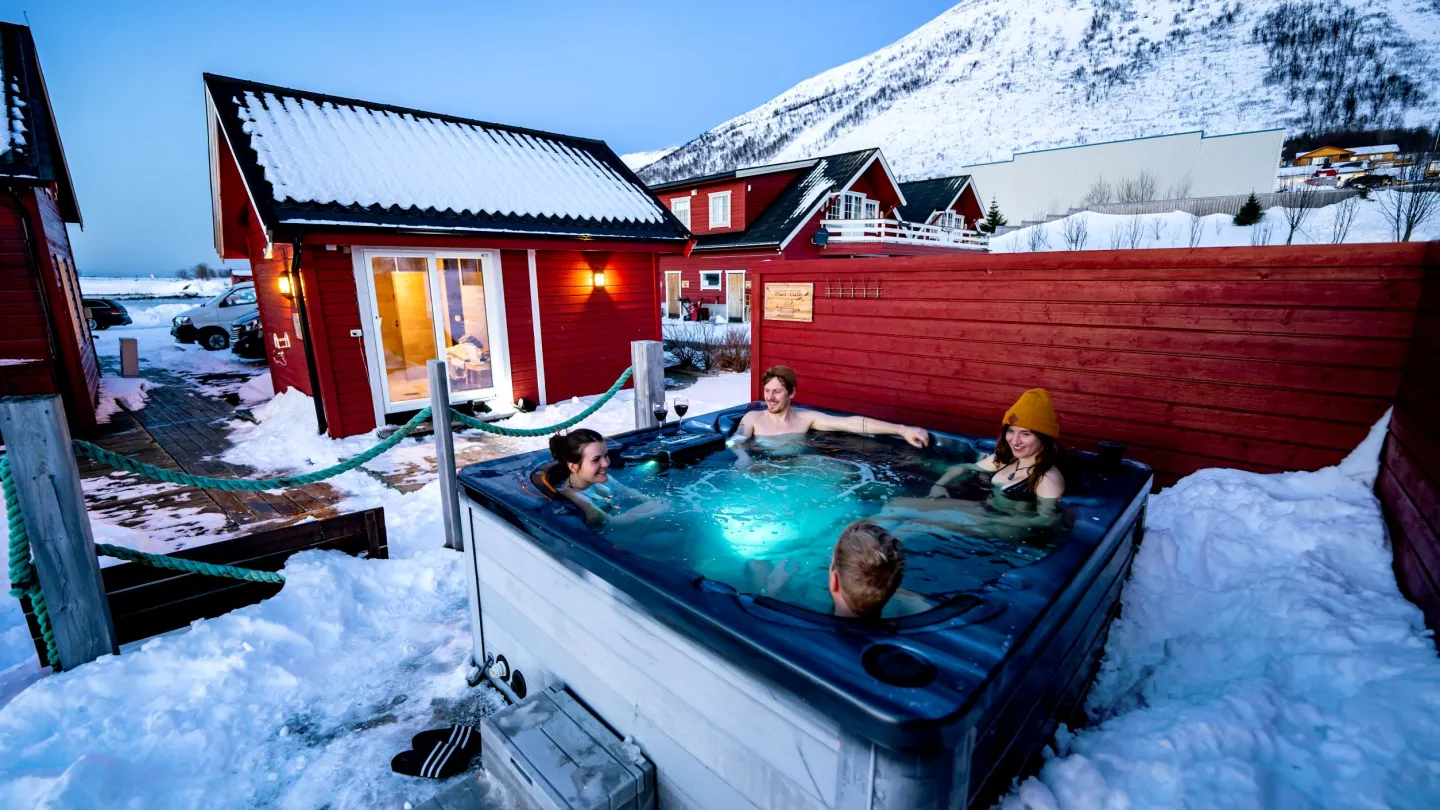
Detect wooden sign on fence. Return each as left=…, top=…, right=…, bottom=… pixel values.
left=763, top=282, right=814, bottom=322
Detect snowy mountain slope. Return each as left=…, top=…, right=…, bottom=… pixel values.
left=621, top=147, right=678, bottom=171
left=640, top=0, right=1440, bottom=184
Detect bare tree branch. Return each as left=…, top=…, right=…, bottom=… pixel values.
left=1279, top=184, right=1319, bottom=245
left=1374, top=153, right=1440, bottom=241
left=1061, top=215, right=1089, bottom=250
left=1330, top=195, right=1360, bottom=243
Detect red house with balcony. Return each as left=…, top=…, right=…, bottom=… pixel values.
left=647, top=150, right=986, bottom=323
left=894, top=175, right=984, bottom=233
left=205, top=74, right=690, bottom=438
left=0, top=22, right=97, bottom=435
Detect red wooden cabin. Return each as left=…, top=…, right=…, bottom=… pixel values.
left=204, top=74, right=690, bottom=439
left=895, top=176, right=984, bottom=234
left=645, top=152, right=986, bottom=323
left=0, top=22, right=97, bottom=434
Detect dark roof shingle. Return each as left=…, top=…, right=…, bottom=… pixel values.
left=895, top=176, right=972, bottom=223
left=0, top=22, right=80, bottom=224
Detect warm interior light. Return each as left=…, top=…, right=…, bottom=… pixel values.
left=277, top=272, right=294, bottom=298
left=593, top=271, right=606, bottom=288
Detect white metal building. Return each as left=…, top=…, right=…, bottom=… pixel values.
left=963, top=128, right=1286, bottom=223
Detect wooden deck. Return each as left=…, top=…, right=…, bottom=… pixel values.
left=81, top=367, right=345, bottom=550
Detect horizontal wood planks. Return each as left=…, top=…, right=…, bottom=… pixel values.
left=1377, top=245, right=1440, bottom=636
left=535, top=250, right=656, bottom=402
left=0, top=193, right=57, bottom=399
left=29, top=185, right=99, bottom=432
left=752, top=244, right=1433, bottom=486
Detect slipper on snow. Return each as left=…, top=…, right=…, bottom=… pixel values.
left=411, top=724, right=481, bottom=758
left=390, top=739, right=476, bottom=779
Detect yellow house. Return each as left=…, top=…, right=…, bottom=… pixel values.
left=1348, top=144, right=1400, bottom=162
left=1294, top=145, right=1354, bottom=166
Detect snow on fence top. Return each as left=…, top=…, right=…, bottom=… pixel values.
left=206, top=74, right=685, bottom=240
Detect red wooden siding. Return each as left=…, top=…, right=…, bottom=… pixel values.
left=0, top=193, right=58, bottom=398
left=534, top=250, right=656, bottom=401
left=0, top=187, right=97, bottom=434
left=1377, top=246, right=1440, bottom=634
left=751, top=244, right=1431, bottom=486
left=660, top=179, right=746, bottom=236
left=501, top=249, right=539, bottom=404
left=743, top=171, right=803, bottom=228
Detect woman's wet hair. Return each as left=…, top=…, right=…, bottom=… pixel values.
left=544, top=429, right=607, bottom=488
left=833, top=521, right=904, bottom=618
left=993, top=424, right=1064, bottom=496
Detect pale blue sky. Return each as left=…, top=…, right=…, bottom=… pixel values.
left=3, top=0, right=955, bottom=275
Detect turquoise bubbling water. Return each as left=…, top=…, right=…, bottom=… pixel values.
left=597, top=432, right=1064, bottom=618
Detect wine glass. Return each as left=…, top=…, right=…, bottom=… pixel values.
left=652, top=402, right=668, bottom=434
left=673, top=397, right=689, bottom=434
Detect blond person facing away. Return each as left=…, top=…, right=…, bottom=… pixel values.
left=731, top=366, right=929, bottom=467
left=930, top=388, right=1066, bottom=502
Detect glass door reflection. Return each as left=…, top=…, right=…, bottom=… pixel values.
left=437, top=257, right=492, bottom=395
left=371, top=255, right=436, bottom=405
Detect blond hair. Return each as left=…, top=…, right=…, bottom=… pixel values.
left=833, top=521, right=904, bottom=618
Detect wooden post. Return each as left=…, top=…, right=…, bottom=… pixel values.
left=119, top=338, right=140, bottom=378
left=0, top=395, right=117, bottom=668
left=630, top=340, right=665, bottom=431
left=428, top=360, right=463, bottom=552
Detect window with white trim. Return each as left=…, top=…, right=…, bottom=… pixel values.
left=671, top=197, right=691, bottom=229
left=708, top=191, right=732, bottom=228
left=827, top=191, right=871, bottom=220
left=935, top=210, right=960, bottom=229
left=700, top=271, right=723, bottom=290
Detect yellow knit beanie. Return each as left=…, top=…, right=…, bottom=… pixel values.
left=1003, top=388, right=1060, bottom=438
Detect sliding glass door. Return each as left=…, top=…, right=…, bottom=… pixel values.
left=361, top=250, right=507, bottom=414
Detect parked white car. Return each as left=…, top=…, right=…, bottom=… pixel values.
left=171, top=282, right=259, bottom=350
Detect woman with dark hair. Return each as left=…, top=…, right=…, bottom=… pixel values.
left=543, top=429, right=665, bottom=528
left=929, top=389, right=1066, bottom=502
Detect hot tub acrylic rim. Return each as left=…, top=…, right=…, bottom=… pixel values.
left=459, top=406, right=1151, bottom=753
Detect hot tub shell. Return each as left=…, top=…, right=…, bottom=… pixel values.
left=458, top=406, right=1151, bottom=810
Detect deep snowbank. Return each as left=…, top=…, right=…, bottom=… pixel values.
left=79, top=277, right=231, bottom=299
left=1006, top=414, right=1440, bottom=809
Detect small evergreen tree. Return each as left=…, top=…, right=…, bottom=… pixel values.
left=1233, top=193, right=1263, bottom=226
left=978, top=197, right=1008, bottom=233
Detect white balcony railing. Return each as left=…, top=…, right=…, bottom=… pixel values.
left=820, top=218, right=989, bottom=249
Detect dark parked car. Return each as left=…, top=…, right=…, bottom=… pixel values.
left=81, top=298, right=131, bottom=330
left=230, top=310, right=266, bottom=359
left=1346, top=174, right=1394, bottom=190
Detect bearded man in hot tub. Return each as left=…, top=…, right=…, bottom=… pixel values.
left=731, top=365, right=929, bottom=467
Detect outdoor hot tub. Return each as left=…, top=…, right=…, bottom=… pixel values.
left=457, top=404, right=1152, bottom=810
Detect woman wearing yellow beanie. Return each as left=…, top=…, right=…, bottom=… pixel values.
left=929, top=388, right=1066, bottom=501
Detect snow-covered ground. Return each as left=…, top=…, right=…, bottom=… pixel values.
left=80, top=276, right=233, bottom=299
left=89, top=298, right=268, bottom=394
left=0, top=371, right=753, bottom=808
left=990, top=190, right=1440, bottom=252
left=1005, top=415, right=1440, bottom=809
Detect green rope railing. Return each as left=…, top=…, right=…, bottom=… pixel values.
left=94, top=544, right=286, bottom=583
left=450, top=367, right=632, bottom=436
left=72, top=406, right=434, bottom=491
left=3, top=455, right=61, bottom=671
left=4, top=365, right=635, bottom=671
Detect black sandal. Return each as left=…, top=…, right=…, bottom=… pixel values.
left=411, top=724, right=481, bottom=758
left=390, top=737, right=476, bottom=779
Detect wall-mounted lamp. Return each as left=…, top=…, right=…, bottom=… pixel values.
left=277, top=271, right=295, bottom=299
left=593, top=271, right=606, bottom=288
left=812, top=226, right=831, bottom=247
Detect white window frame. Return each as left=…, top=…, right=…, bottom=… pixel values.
left=708, top=190, right=732, bottom=228
left=828, top=191, right=869, bottom=220
left=934, top=210, right=960, bottom=229
left=670, top=196, right=691, bottom=230
left=351, top=248, right=513, bottom=422
left=699, top=271, right=723, bottom=291
left=863, top=199, right=879, bottom=219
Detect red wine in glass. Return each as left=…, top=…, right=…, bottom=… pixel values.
left=652, top=404, right=668, bottom=432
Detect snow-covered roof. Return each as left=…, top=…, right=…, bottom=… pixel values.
left=205, top=74, right=688, bottom=242
left=1276, top=165, right=1316, bottom=177
left=895, top=176, right=974, bottom=222
left=0, top=23, right=80, bottom=224
left=1348, top=144, right=1400, bottom=156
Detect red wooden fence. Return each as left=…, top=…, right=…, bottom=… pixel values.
left=751, top=244, right=1434, bottom=486
left=1377, top=252, right=1440, bottom=632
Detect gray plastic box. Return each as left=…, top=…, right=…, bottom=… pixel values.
left=482, top=684, right=655, bottom=810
